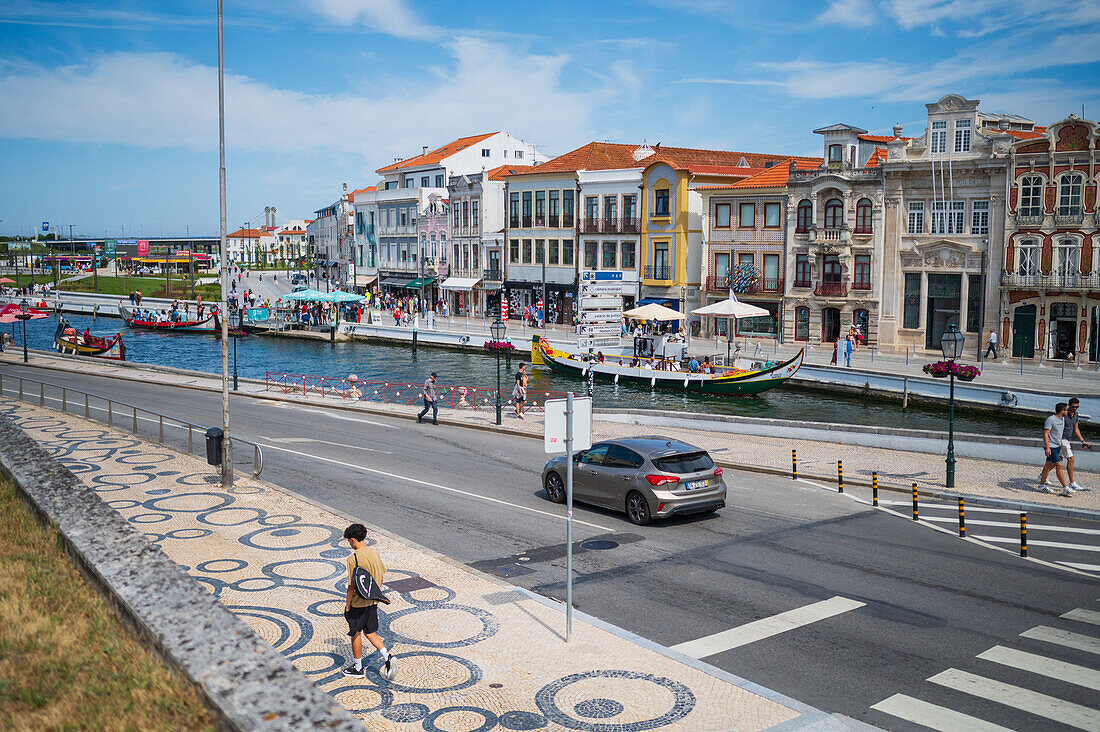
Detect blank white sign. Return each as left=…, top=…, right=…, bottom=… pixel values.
left=544, top=397, right=592, bottom=453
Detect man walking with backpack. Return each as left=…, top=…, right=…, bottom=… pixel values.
left=342, top=523, right=396, bottom=680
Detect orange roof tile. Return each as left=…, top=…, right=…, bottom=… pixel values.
left=695, top=157, right=823, bottom=191
left=865, top=147, right=887, bottom=168
left=858, top=133, right=911, bottom=143
left=486, top=164, right=526, bottom=181
left=228, top=228, right=263, bottom=238
left=1004, top=129, right=1045, bottom=140
left=376, top=132, right=499, bottom=174
left=350, top=185, right=376, bottom=202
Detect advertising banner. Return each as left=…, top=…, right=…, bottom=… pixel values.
left=137, top=240, right=149, bottom=256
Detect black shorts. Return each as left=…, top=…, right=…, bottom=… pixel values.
left=345, top=604, right=379, bottom=637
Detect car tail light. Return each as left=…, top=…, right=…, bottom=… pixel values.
left=658, top=502, right=665, bottom=512
left=646, top=474, right=679, bottom=486
left=713, top=467, right=723, bottom=477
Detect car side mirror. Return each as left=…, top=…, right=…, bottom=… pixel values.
left=574, top=452, right=584, bottom=463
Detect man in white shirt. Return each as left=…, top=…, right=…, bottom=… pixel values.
left=984, top=329, right=998, bottom=359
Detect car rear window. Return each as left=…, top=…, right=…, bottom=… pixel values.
left=654, top=451, right=715, bottom=474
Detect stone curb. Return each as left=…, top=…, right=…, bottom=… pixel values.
left=0, top=415, right=363, bottom=732
left=9, top=352, right=1100, bottom=521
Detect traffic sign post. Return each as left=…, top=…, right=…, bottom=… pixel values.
left=544, top=393, right=592, bottom=643
left=576, top=270, right=623, bottom=354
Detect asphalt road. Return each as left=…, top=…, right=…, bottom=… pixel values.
left=3, top=361, right=1099, bottom=731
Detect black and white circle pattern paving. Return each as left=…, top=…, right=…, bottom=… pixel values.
left=144, top=491, right=233, bottom=513
left=239, top=523, right=344, bottom=552
left=382, top=604, right=499, bottom=649
left=534, top=670, right=695, bottom=732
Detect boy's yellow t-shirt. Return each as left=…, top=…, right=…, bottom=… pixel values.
left=346, top=545, right=386, bottom=608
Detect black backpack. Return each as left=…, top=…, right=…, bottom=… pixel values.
left=351, top=553, right=390, bottom=604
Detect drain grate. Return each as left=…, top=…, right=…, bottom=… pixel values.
left=582, top=539, right=619, bottom=551
left=486, top=564, right=536, bottom=579
left=385, top=577, right=437, bottom=593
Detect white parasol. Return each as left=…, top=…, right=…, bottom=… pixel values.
left=692, top=293, right=771, bottom=363
left=623, top=303, right=684, bottom=321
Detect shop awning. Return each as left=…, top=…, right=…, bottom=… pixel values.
left=356, top=274, right=378, bottom=286
left=440, top=277, right=480, bottom=291
left=479, top=282, right=501, bottom=290
left=637, top=297, right=678, bottom=308
left=379, top=277, right=406, bottom=287
left=404, top=277, right=437, bottom=289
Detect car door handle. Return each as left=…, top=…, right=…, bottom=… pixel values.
left=588, top=470, right=598, bottom=475
left=620, top=476, right=631, bottom=481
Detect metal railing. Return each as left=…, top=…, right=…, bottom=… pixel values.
left=814, top=281, right=848, bottom=297
left=644, top=265, right=672, bottom=281
left=482, top=268, right=503, bottom=282
left=1000, top=272, right=1100, bottom=291
left=0, top=373, right=263, bottom=478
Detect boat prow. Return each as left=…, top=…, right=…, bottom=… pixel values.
left=53, top=318, right=126, bottom=360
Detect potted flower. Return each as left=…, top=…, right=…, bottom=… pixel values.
left=954, top=364, right=980, bottom=382
left=483, top=340, right=515, bottom=352
left=922, top=360, right=953, bottom=378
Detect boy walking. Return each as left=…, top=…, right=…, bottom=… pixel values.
left=1039, top=403, right=1072, bottom=496
left=342, top=524, right=395, bottom=680
left=1062, top=397, right=1092, bottom=492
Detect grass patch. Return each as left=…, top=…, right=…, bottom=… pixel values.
left=59, top=275, right=222, bottom=301
left=0, top=479, right=215, bottom=731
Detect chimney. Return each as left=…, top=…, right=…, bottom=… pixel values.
left=423, top=146, right=429, bottom=155
left=892, top=123, right=903, bottom=138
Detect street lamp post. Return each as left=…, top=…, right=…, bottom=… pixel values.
left=939, top=323, right=965, bottom=489
left=17, top=299, right=29, bottom=363
left=490, top=317, right=506, bottom=424
left=230, top=307, right=241, bottom=391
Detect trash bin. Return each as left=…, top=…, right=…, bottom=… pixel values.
left=205, top=427, right=224, bottom=466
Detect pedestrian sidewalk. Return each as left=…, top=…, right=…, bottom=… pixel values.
left=6, top=349, right=1098, bottom=513
left=1, top=396, right=833, bottom=732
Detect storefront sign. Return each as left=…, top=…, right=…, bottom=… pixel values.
left=137, top=240, right=149, bottom=256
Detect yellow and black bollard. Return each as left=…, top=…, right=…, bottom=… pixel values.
left=1020, top=513, right=1028, bottom=557
left=872, top=472, right=878, bottom=506
left=958, top=497, right=965, bottom=537
left=791, top=449, right=797, bottom=480
left=912, top=483, right=919, bottom=521
left=837, top=460, right=844, bottom=493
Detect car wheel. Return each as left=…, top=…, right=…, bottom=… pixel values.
left=544, top=472, right=566, bottom=503
left=626, top=491, right=652, bottom=526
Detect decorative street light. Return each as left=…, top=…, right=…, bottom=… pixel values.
left=17, top=298, right=29, bottom=363
left=492, top=317, right=503, bottom=424
left=230, top=306, right=242, bottom=391
left=939, top=323, right=965, bottom=488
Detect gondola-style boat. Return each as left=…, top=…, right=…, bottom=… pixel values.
left=118, top=302, right=217, bottom=332
left=54, top=319, right=126, bottom=360
left=537, top=338, right=803, bottom=396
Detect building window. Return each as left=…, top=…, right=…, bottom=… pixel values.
left=954, top=118, right=971, bottom=153
left=624, top=194, right=637, bottom=222
left=823, top=254, right=841, bottom=283
left=828, top=144, right=843, bottom=166
left=931, top=201, right=965, bottom=234
left=585, top=196, right=598, bottom=224
left=652, top=242, right=670, bottom=279
left=903, top=272, right=921, bottom=329
left=796, top=200, right=812, bottom=233
left=763, top=253, right=780, bottom=290
left=1019, top=175, right=1043, bottom=217
left=621, top=242, right=636, bottom=269
left=737, top=302, right=778, bottom=336
left=1060, top=174, right=1084, bottom=215
left=534, top=239, right=544, bottom=264
left=854, top=254, right=871, bottom=290
left=855, top=198, right=873, bottom=233
left=907, top=201, right=924, bottom=234
left=522, top=192, right=532, bottom=227
left=715, top=203, right=731, bottom=228
left=509, top=192, right=519, bottom=228
left=1054, top=239, right=1081, bottom=280
left=824, top=198, right=843, bottom=228
left=421, top=176, right=429, bottom=187
left=584, top=241, right=598, bottom=269
left=739, top=202, right=755, bottom=228
left=405, top=177, right=414, bottom=188
left=548, top=191, right=559, bottom=227
left=930, top=120, right=947, bottom=154
left=481, top=148, right=490, bottom=157
left=764, top=202, right=781, bottom=228
left=654, top=189, right=670, bottom=216
left=462, top=200, right=469, bottom=227
left=738, top=252, right=754, bottom=270
left=604, top=196, right=617, bottom=223
left=435, top=174, right=444, bottom=187
left=563, top=191, right=575, bottom=227
left=795, top=307, right=809, bottom=341
left=1016, top=239, right=1039, bottom=276
left=714, top=252, right=730, bottom=284
left=472, top=201, right=479, bottom=227
left=399, top=209, right=407, bottom=226
left=454, top=204, right=461, bottom=228
left=532, top=191, right=544, bottom=226
left=966, top=274, right=982, bottom=332
left=548, top=239, right=559, bottom=265
left=602, top=241, right=617, bottom=269
left=515, top=150, right=523, bottom=159
left=562, top=239, right=574, bottom=266
left=795, top=254, right=811, bottom=287
left=522, top=239, right=532, bottom=264
left=971, top=200, right=989, bottom=235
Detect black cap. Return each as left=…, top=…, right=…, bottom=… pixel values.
left=430, top=372, right=437, bottom=377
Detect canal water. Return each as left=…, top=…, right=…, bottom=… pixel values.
left=9, top=313, right=1043, bottom=437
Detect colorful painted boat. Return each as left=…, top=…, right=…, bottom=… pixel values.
left=53, top=319, right=126, bottom=360
left=537, top=338, right=803, bottom=396
left=118, top=302, right=217, bottom=332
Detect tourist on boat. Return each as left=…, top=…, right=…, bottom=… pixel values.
left=702, top=357, right=713, bottom=374
left=597, top=352, right=605, bottom=363
left=82, top=328, right=92, bottom=345
left=688, top=355, right=700, bottom=373
left=643, top=359, right=654, bottom=370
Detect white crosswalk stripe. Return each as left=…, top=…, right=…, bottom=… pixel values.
left=870, top=693, right=1013, bottom=731
left=1021, top=625, right=1100, bottom=656
left=1062, top=608, right=1100, bottom=626
left=974, top=535, right=1100, bottom=552
left=977, top=645, right=1100, bottom=691
left=928, top=668, right=1100, bottom=729
left=920, top=515, right=1100, bottom=535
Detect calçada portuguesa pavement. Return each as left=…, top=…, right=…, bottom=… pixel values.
left=2, top=396, right=851, bottom=731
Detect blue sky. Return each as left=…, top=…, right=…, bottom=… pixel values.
left=1, top=0, right=1098, bottom=238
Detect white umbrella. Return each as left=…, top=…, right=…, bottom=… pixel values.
left=623, top=302, right=684, bottom=321
left=692, top=294, right=769, bottom=319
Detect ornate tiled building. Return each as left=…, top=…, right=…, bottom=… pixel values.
left=1001, top=115, right=1100, bottom=363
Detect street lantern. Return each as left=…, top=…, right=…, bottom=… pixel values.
left=229, top=306, right=241, bottom=391
left=939, top=323, right=964, bottom=488
left=17, top=298, right=28, bottom=363
left=491, top=318, right=506, bottom=425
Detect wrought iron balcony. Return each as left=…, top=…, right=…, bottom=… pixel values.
left=620, top=217, right=640, bottom=234
left=852, top=280, right=872, bottom=291
left=579, top=217, right=601, bottom=234
left=1055, top=211, right=1085, bottom=227
left=814, top=281, right=848, bottom=297
left=644, top=265, right=672, bottom=281
left=761, top=277, right=784, bottom=293
left=793, top=278, right=813, bottom=288
left=482, top=268, right=503, bottom=282
left=1014, top=211, right=1044, bottom=227
left=1000, top=272, right=1100, bottom=291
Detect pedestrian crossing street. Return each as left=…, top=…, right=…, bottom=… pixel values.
left=879, top=499, right=1100, bottom=576
left=871, top=600, right=1100, bottom=730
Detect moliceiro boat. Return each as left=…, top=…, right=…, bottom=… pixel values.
left=54, top=319, right=126, bottom=360
left=118, top=302, right=218, bottom=332
left=537, top=338, right=803, bottom=396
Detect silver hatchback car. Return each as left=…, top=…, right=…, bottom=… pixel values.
left=541, top=436, right=726, bottom=525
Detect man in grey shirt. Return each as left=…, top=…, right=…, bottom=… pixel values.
left=417, top=372, right=439, bottom=425
left=1062, top=397, right=1092, bottom=493
left=1039, top=402, right=1071, bottom=496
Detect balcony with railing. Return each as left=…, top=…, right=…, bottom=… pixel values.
left=793, top=277, right=813, bottom=288
left=814, top=281, right=848, bottom=297
left=811, top=226, right=849, bottom=246
left=579, top=217, right=601, bottom=234
left=1000, top=272, right=1100, bottom=291
left=482, top=268, right=503, bottom=283
left=1014, top=210, right=1044, bottom=227
left=705, top=275, right=784, bottom=293
left=852, top=279, right=872, bottom=291
left=620, top=217, right=640, bottom=234
left=644, top=264, right=672, bottom=281
left=1055, top=210, right=1085, bottom=227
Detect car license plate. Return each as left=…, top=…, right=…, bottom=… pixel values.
left=686, top=480, right=707, bottom=490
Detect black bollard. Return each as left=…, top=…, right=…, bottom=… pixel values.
left=837, top=460, right=844, bottom=493
left=912, top=483, right=919, bottom=520
left=792, top=449, right=797, bottom=480
left=872, top=472, right=878, bottom=506
left=1020, top=513, right=1028, bottom=557
left=958, top=497, right=965, bottom=537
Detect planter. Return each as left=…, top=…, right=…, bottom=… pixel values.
left=956, top=374, right=976, bottom=382
left=931, top=372, right=949, bottom=378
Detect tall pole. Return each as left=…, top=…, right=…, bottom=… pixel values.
left=217, top=0, right=233, bottom=488
left=946, top=369, right=956, bottom=488
left=565, top=390, right=574, bottom=642
left=495, top=348, right=502, bottom=425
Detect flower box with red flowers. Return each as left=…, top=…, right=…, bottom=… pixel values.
left=483, top=340, right=515, bottom=352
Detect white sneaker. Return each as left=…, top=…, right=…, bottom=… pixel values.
left=1069, top=482, right=1085, bottom=491
left=1040, top=483, right=1059, bottom=494
left=1060, top=487, right=1074, bottom=497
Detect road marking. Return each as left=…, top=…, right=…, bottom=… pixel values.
left=870, top=693, right=1012, bottom=731
left=977, top=645, right=1100, bottom=691
left=974, top=535, right=1100, bottom=552
left=252, top=441, right=613, bottom=532
left=259, top=436, right=390, bottom=454
left=881, top=501, right=1036, bottom=516
left=1060, top=562, right=1100, bottom=573
left=1062, top=608, right=1100, bottom=626
left=921, top=516, right=1100, bottom=536
left=668, top=596, right=865, bottom=659
left=929, top=668, right=1100, bottom=729
left=268, top=403, right=397, bottom=429
left=1020, top=626, right=1100, bottom=656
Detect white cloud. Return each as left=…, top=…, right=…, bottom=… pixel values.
left=309, top=0, right=439, bottom=40
left=0, top=38, right=598, bottom=165
left=818, top=0, right=876, bottom=28
left=884, top=0, right=1100, bottom=36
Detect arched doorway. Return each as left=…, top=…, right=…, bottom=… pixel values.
left=1091, top=307, right=1099, bottom=363
left=1012, top=304, right=1036, bottom=358
left=1049, top=302, right=1077, bottom=360
left=822, top=307, right=841, bottom=343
